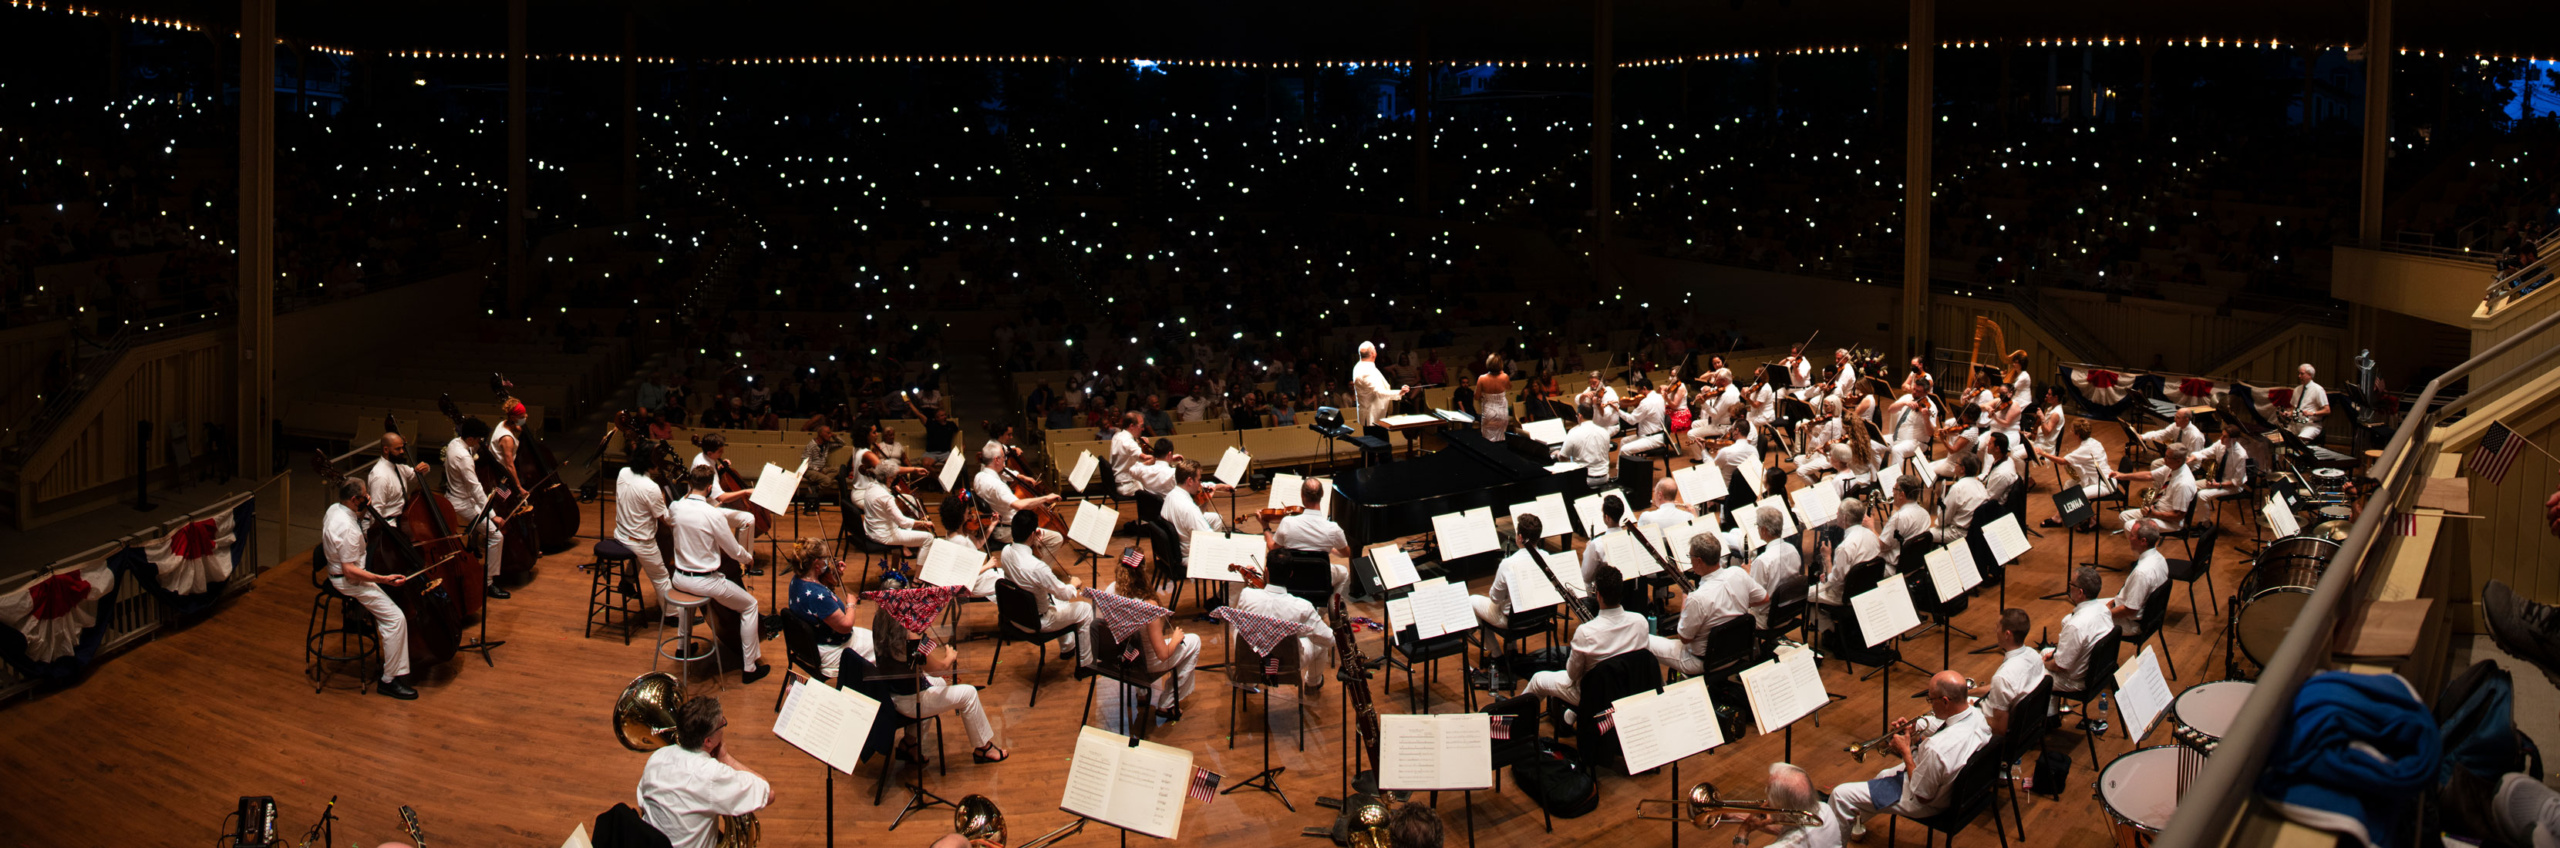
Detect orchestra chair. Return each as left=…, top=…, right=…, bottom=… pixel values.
left=1995, top=678, right=2057, bottom=833
left=1228, top=634, right=1308, bottom=753
left=1694, top=616, right=1758, bottom=714
left=587, top=538, right=647, bottom=644
left=305, top=550, right=381, bottom=695
left=1564, top=650, right=1662, bottom=772
left=989, top=578, right=1078, bottom=707
left=772, top=612, right=837, bottom=711
left=1078, top=618, right=1176, bottom=741
left=872, top=641, right=950, bottom=779
left=1482, top=693, right=1555, bottom=833
left=1888, top=742, right=2013, bottom=848
left=1390, top=612, right=1475, bottom=715
left=1811, top=557, right=1891, bottom=676
left=845, top=530, right=910, bottom=594
left=2119, top=581, right=2178, bottom=680
left=2051, top=627, right=2124, bottom=769
left=839, top=651, right=930, bottom=806
left=1758, top=577, right=1810, bottom=661
left=654, top=590, right=718, bottom=693
left=1478, top=601, right=1559, bottom=681
left=2163, top=523, right=2223, bottom=633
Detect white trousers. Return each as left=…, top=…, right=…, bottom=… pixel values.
left=876, top=524, right=934, bottom=549
left=620, top=534, right=676, bottom=616
left=815, top=627, right=880, bottom=678
left=1622, top=433, right=1668, bottom=456
left=447, top=496, right=504, bottom=584
left=1295, top=629, right=1340, bottom=691
left=1520, top=668, right=1581, bottom=707
left=333, top=577, right=411, bottom=682
left=1147, top=633, right=1202, bottom=709
left=1648, top=634, right=1705, bottom=676
left=897, top=675, right=997, bottom=748
left=672, top=569, right=762, bottom=672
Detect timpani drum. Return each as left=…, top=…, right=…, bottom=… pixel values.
left=2099, top=746, right=2184, bottom=848
left=2316, top=505, right=2352, bottom=524
left=2167, top=680, right=2256, bottom=795
left=2234, top=536, right=2339, bottom=666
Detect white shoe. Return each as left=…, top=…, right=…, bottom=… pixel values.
left=1847, top=820, right=1871, bottom=843
left=2495, top=773, right=2560, bottom=847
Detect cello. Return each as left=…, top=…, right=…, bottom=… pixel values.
left=314, top=448, right=462, bottom=669
left=491, top=374, right=583, bottom=552
left=439, top=395, right=535, bottom=589
left=692, top=433, right=774, bottom=537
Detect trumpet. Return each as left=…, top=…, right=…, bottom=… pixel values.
left=1636, top=782, right=1823, bottom=840
left=1845, top=717, right=1937, bottom=763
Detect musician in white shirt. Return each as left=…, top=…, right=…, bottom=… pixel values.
left=2112, top=524, right=2169, bottom=625
left=2293, top=363, right=2331, bottom=441
left=1640, top=478, right=1694, bottom=529
left=636, top=696, right=771, bottom=848
left=443, top=418, right=509, bottom=598
left=1746, top=506, right=1799, bottom=627
left=1653, top=533, right=1759, bottom=675
left=671, top=467, right=767, bottom=683
left=858, top=461, right=935, bottom=550
left=2139, top=409, right=2207, bottom=462
left=2046, top=566, right=2116, bottom=694
left=1879, top=476, right=1934, bottom=569
left=998, top=511, right=1090, bottom=648
left=687, top=435, right=761, bottom=561
left=1690, top=370, right=1743, bottom=450
left=1713, top=420, right=1764, bottom=500
left=2007, top=351, right=2033, bottom=405
left=322, top=479, right=416, bottom=699
left=974, top=442, right=1064, bottom=556
left=1980, top=432, right=2023, bottom=506
left=2056, top=420, right=2117, bottom=503
left=1619, top=377, right=1670, bottom=455
left=2110, top=443, right=2195, bottom=535
left=1562, top=402, right=1614, bottom=487
left=1468, top=518, right=1537, bottom=638
left=1826, top=671, right=1996, bottom=838
left=1829, top=349, right=1859, bottom=402
left=1578, top=371, right=1623, bottom=430
left=1518, top=565, right=1653, bottom=712
left=615, top=457, right=677, bottom=622
left=1752, top=763, right=1844, bottom=848
left=1266, top=477, right=1353, bottom=599
left=1578, top=493, right=1630, bottom=586
left=1886, top=379, right=1936, bottom=463
left=1932, top=453, right=1986, bottom=545
left=2191, top=427, right=2252, bottom=513
left=1970, top=609, right=2047, bottom=734
left=1109, top=411, right=1148, bottom=496
left=1233, top=564, right=1336, bottom=692
left=1816, top=497, right=1879, bottom=607
left=367, top=431, right=428, bottom=519
left=1350, top=342, right=1419, bottom=441
left=1783, top=344, right=1814, bottom=398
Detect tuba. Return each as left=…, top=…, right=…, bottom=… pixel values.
left=951, top=795, right=1088, bottom=848
left=1636, top=782, right=1823, bottom=836
left=613, top=673, right=760, bottom=848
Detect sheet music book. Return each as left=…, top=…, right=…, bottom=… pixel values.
left=1067, top=451, right=1101, bottom=493
left=1378, top=713, right=1496, bottom=790
left=1572, top=493, right=1620, bottom=538
left=1068, top=500, right=1118, bottom=554
left=1604, top=528, right=1668, bottom=578
left=1381, top=413, right=1440, bottom=428
left=917, top=535, right=986, bottom=589
left=1981, top=514, right=2031, bottom=565
left=1501, top=553, right=1566, bottom=613
left=1188, top=532, right=1264, bottom=580
left=1878, top=463, right=1902, bottom=501
left=560, top=824, right=593, bottom=848
left=1410, top=577, right=1477, bottom=638
left=1507, top=493, right=1573, bottom=539
left=1739, top=646, right=1831, bottom=735
left=937, top=439, right=968, bottom=491
left=1922, top=543, right=1984, bottom=602
left=1522, top=418, right=1568, bottom=445
left=1792, top=479, right=1842, bottom=529
left=1213, top=447, right=1253, bottom=488
left=1910, top=457, right=1937, bottom=488
left=1432, top=408, right=1479, bottom=425
left=746, top=459, right=809, bottom=515
left=2264, top=497, right=2301, bottom=537
left=1851, top=577, right=1923, bottom=647
left=1060, top=725, right=1195, bottom=840
left=1611, top=677, right=1725, bottom=774
left=1265, top=473, right=1335, bottom=514
left=2114, top=646, right=2174, bottom=742
left=1430, top=507, right=1501, bottom=560
left=1736, top=463, right=1768, bottom=499
left=1370, top=544, right=1422, bottom=590
left=771, top=674, right=885, bottom=774
left=1386, top=597, right=1417, bottom=635
left=1672, top=465, right=1728, bottom=505
left=1544, top=460, right=1585, bottom=475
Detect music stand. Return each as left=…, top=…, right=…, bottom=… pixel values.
left=861, top=587, right=973, bottom=831
left=2044, top=489, right=2093, bottom=601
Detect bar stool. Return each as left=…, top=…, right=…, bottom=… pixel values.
left=656, top=591, right=718, bottom=692
left=587, top=539, right=647, bottom=643
left=306, top=576, right=380, bottom=694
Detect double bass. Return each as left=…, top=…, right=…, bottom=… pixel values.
left=492, top=374, right=583, bottom=552
left=313, top=447, right=462, bottom=669
left=440, top=395, right=536, bottom=587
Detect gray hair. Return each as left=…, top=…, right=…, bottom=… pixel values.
left=2073, top=565, right=2104, bottom=599
left=2165, top=443, right=2190, bottom=466
left=1688, top=532, right=1724, bottom=566
left=1767, top=763, right=1817, bottom=812
left=981, top=440, right=1006, bottom=463
left=1838, top=496, right=1868, bottom=525
left=2133, top=522, right=2163, bottom=546
left=1757, top=506, right=1783, bottom=537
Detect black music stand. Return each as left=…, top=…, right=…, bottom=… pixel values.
left=2044, top=490, right=2093, bottom=601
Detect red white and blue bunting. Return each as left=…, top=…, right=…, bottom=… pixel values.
left=0, top=558, right=117, bottom=665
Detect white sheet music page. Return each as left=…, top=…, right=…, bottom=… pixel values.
left=1370, top=544, right=1421, bottom=590
left=1523, top=418, right=1568, bottom=445
left=1214, top=447, right=1253, bottom=488
left=2264, top=497, right=2301, bottom=537
left=1067, top=500, right=1117, bottom=555
left=1878, top=463, right=1903, bottom=500
left=1922, top=543, right=1983, bottom=601
left=1385, top=597, right=1418, bottom=636
left=747, top=459, right=807, bottom=516
left=1604, top=531, right=1660, bottom=578
left=1411, top=578, right=1476, bottom=638
left=1059, top=725, right=1194, bottom=839
left=1507, top=493, right=1573, bottom=539
left=1501, top=553, right=1565, bottom=613
left=1572, top=493, right=1617, bottom=538
left=1672, top=465, right=1727, bottom=505
left=1982, top=513, right=2032, bottom=565
left=1378, top=713, right=1495, bottom=790
left=937, top=439, right=968, bottom=491
left=1851, top=577, right=1923, bottom=647
left=1187, top=533, right=1262, bottom=581
left=1431, top=507, right=1501, bottom=560
left=2114, top=647, right=2174, bottom=742
left=917, top=535, right=986, bottom=589
left=1267, top=473, right=1307, bottom=509
left=1792, top=479, right=1842, bottom=529
left=1611, top=677, right=1725, bottom=775
left=1739, top=647, right=1830, bottom=735
left=772, top=675, right=884, bottom=775
left=1067, top=451, right=1101, bottom=493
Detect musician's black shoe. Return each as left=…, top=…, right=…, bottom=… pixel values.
left=376, top=680, right=419, bottom=700
left=2486, top=580, right=2560, bottom=689
left=484, top=584, right=511, bottom=600
left=664, top=614, right=682, bottom=628
left=740, top=665, right=772, bottom=686
left=2038, top=517, right=2067, bottom=528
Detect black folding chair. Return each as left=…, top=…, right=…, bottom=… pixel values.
left=989, top=578, right=1078, bottom=706
left=1891, top=740, right=2013, bottom=848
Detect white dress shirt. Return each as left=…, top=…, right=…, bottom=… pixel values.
left=1110, top=429, right=1146, bottom=495
left=2118, top=548, right=2169, bottom=615
left=637, top=745, right=771, bottom=848
left=367, top=456, right=416, bottom=518
left=2051, top=599, right=2116, bottom=691
left=322, top=502, right=367, bottom=577
left=1983, top=645, right=2048, bottom=716
left=2193, top=438, right=2251, bottom=489
left=1000, top=542, right=1078, bottom=615
left=858, top=485, right=916, bottom=545
left=1587, top=386, right=1622, bottom=429
left=1563, top=420, right=1613, bottom=481
left=443, top=439, right=486, bottom=508
left=1687, top=566, right=1764, bottom=639
left=973, top=467, right=1020, bottom=526
left=1174, top=395, right=1207, bottom=422
left=1627, top=392, right=1666, bottom=437
left=1125, top=460, right=1178, bottom=497
left=1162, top=486, right=1214, bottom=557
left=669, top=493, right=749, bottom=574
left=2295, top=381, right=2329, bottom=436
left=1564, top=606, right=1654, bottom=683
left=2065, top=437, right=2118, bottom=498
left=1747, top=538, right=1800, bottom=627
left=1270, top=512, right=1347, bottom=554
left=689, top=452, right=729, bottom=499
left=1981, top=456, right=2021, bottom=505
left=1820, top=525, right=1881, bottom=605
left=2152, top=466, right=2198, bottom=529
left=2141, top=422, right=2207, bottom=458
left=615, top=467, right=671, bottom=544
left=1902, top=708, right=1994, bottom=817
left=1880, top=503, right=1934, bottom=568
left=1351, top=360, right=1399, bottom=427
left=1933, top=478, right=1987, bottom=544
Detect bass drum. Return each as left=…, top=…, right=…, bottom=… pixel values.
left=2099, top=746, right=2183, bottom=848
left=2234, top=536, right=2339, bottom=667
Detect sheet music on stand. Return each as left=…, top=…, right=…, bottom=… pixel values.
left=1522, top=418, right=1568, bottom=445
left=917, top=536, right=986, bottom=589
left=1068, top=500, right=1118, bottom=555
left=1501, top=553, right=1566, bottom=613
left=2264, top=496, right=2302, bottom=538
left=746, top=459, right=809, bottom=516
left=1982, top=514, right=2032, bottom=565
left=1189, top=532, right=1264, bottom=580
left=1604, top=526, right=1669, bottom=578
left=937, top=439, right=968, bottom=492
left=1378, top=713, right=1495, bottom=790
left=772, top=672, right=885, bottom=774
left=1742, top=497, right=1798, bottom=552
left=1067, top=451, right=1101, bottom=493
left=1792, top=479, right=1842, bottom=529
left=1369, top=544, right=1421, bottom=590
left=1060, top=725, right=1195, bottom=840
left=1266, top=473, right=1336, bottom=514
left=1507, top=493, right=1573, bottom=539
left=1739, top=645, right=1831, bottom=735
left=1213, top=448, right=1253, bottom=488
left=1409, top=577, right=1476, bottom=638
left=1671, top=465, right=1728, bottom=506
left=1572, top=493, right=1620, bottom=538
left=1851, top=577, right=1923, bottom=647
left=2114, top=646, right=2174, bottom=742
left=1611, top=677, right=1725, bottom=775
left=1430, top=507, right=1501, bottom=560
left=1432, top=408, right=1479, bottom=425
left=1663, top=513, right=1718, bottom=561
left=1922, top=543, right=1984, bottom=602
left=1736, top=462, right=1769, bottom=499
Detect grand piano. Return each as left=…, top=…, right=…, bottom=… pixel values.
left=1330, top=431, right=1592, bottom=580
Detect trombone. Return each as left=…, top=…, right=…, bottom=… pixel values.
left=1636, top=782, right=1823, bottom=839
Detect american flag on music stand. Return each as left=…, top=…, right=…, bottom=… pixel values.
left=2472, top=422, right=2526, bottom=485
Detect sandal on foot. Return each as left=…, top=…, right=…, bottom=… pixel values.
left=973, top=744, right=1010, bottom=764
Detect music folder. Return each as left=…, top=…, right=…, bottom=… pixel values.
left=1369, top=544, right=1421, bottom=590
left=1982, top=513, right=2032, bottom=565
left=772, top=673, right=885, bottom=775
left=1189, top=532, right=1265, bottom=580
left=937, top=438, right=969, bottom=491
left=1522, top=418, right=1568, bottom=445
left=1430, top=507, right=1501, bottom=560
left=1611, top=677, right=1724, bottom=775
left=1501, top=552, right=1566, bottom=613
left=746, top=459, right=808, bottom=516
left=1067, top=500, right=1117, bottom=554
left=2113, top=646, right=2173, bottom=742
left=2263, top=496, right=2301, bottom=537
left=1060, top=725, right=1195, bottom=839
left=1213, top=447, right=1253, bottom=488
left=1921, top=543, right=1983, bottom=602
left=1672, top=465, right=1727, bottom=505
left=1379, top=713, right=1495, bottom=790
left=1506, top=492, right=1573, bottom=539
left=1850, top=577, right=1922, bottom=647
left=917, top=535, right=986, bottom=589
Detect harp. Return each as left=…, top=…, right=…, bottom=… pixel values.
left=1965, top=316, right=2007, bottom=394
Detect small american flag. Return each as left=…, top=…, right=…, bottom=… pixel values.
left=1121, top=547, right=1148, bottom=571
left=1189, top=768, right=1223, bottom=804
left=2473, top=422, right=2527, bottom=486
left=2392, top=512, right=2419, bottom=537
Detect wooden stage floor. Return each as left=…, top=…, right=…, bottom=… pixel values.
left=0, top=430, right=2264, bottom=847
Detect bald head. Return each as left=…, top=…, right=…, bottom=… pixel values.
left=1359, top=342, right=1378, bottom=362
left=1653, top=477, right=1681, bottom=505
left=1300, top=478, right=1325, bottom=510
left=1928, top=671, right=1970, bottom=708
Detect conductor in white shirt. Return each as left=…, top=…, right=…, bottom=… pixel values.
left=1517, top=563, right=1652, bottom=715
left=1351, top=342, right=1420, bottom=444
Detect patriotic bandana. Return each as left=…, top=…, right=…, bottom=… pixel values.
left=859, top=584, right=969, bottom=645
left=1210, top=605, right=1297, bottom=658
left=1088, top=588, right=1173, bottom=646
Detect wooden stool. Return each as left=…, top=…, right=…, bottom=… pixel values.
left=656, top=591, right=718, bottom=692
